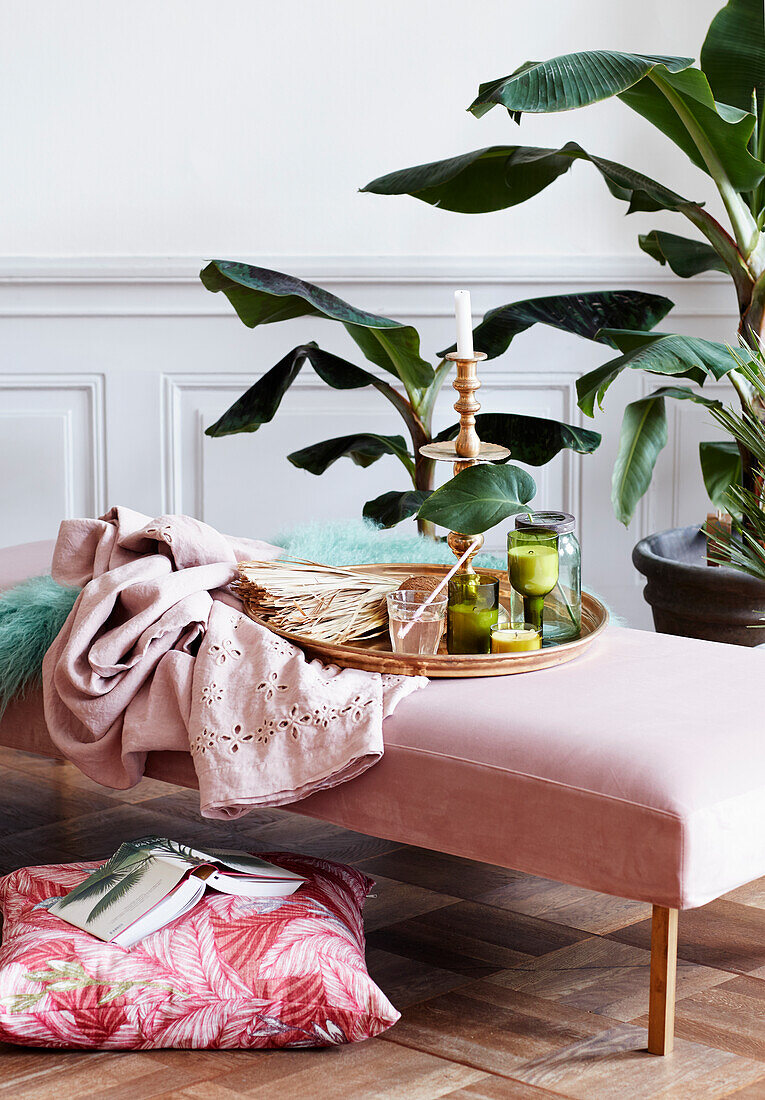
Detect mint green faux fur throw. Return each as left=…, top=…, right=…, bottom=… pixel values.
left=0, top=520, right=504, bottom=714
left=273, top=518, right=504, bottom=569
left=0, top=575, right=79, bottom=715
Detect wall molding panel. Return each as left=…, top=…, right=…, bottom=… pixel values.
left=0, top=373, right=105, bottom=545
left=0, top=254, right=739, bottom=319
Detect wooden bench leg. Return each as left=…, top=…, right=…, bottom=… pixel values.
left=647, top=904, right=678, bottom=1055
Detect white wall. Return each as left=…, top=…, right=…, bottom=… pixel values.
left=0, top=0, right=740, bottom=626
left=2, top=0, right=726, bottom=257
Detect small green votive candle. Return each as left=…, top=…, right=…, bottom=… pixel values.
left=446, top=574, right=500, bottom=655
left=490, top=622, right=542, bottom=653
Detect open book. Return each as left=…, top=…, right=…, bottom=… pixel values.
left=46, top=836, right=306, bottom=948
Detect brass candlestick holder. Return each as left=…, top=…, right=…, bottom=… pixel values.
left=419, top=351, right=511, bottom=573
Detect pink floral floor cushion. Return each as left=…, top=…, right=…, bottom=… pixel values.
left=0, top=852, right=398, bottom=1049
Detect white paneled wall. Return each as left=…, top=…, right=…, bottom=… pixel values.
left=0, top=374, right=103, bottom=542
left=0, top=256, right=740, bottom=627
left=0, top=0, right=742, bottom=625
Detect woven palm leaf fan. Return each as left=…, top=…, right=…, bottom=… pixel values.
left=235, top=559, right=414, bottom=644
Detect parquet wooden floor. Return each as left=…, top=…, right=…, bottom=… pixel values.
left=2, top=747, right=765, bottom=1099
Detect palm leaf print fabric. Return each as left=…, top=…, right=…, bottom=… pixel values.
left=0, top=852, right=398, bottom=1049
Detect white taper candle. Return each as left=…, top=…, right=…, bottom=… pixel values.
left=454, top=289, right=473, bottom=359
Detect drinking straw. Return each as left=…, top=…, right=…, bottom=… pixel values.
left=399, top=537, right=483, bottom=639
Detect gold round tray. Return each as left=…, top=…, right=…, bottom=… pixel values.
left=243, top=563, right=608, bottom=678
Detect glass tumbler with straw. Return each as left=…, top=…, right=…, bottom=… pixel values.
left=387, top=590, right=447, bottom=655
left=507, top=528, right=559, bottom=637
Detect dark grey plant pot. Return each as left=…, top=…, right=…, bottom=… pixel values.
left=632, top=525, right=765, bottom=646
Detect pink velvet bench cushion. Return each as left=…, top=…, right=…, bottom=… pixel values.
left=2, top=540, right=764, bottom=912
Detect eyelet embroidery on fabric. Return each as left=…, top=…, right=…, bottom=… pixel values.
left=200, top=683, right=224, bottom=707
left=256, top=705, right=316, bottom=745
left=195, top=695, right=376, bottom=755
left=342, top=695, right=372, bottom=724
left=311, top=703, right=331, bottom=728
left=189, top=726, right=217, bottom=757
left=382, top=674, right=407, bottom=690
left=208, top=638, right=243, bottom=665
left=253, top=718, right=279, bottom=746
left=219, top=723, right=255, bottom=753
left=144, top=523, right=174, bottom=544
left=267, top=634, right=298, bottom=659
left=256, top=671, right=289, bottom=701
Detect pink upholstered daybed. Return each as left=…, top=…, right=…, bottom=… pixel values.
left=3, top=538, right=765, bottom=1055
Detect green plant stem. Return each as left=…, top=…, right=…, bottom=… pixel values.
left=748, top=90, right=759, bottom=214
left=738, top=338, right=765, bottom=525
left=411, top=359, right=454, bottom=538
left=650, top=72, right=762, bottom=266
left=366, top=372, right=433, bottom=531
left=414, top=359, right=453, bottom=424
left=743, top=268, right=765, bottom=341
left=369, top=375, right=418, bottom=423
left=646, top=71, right=765, bottom=509
left=354, top=359, right=449, bottom=539
left=753, top=91, right=765, bottom=218
left=683, top=206, right=754, bottom=311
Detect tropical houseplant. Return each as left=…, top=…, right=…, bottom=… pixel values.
left=708, top=338, right=765, bottom=579
left=201, top=261, right=671, bottom=537
left=362, top=0, right=765, bottom=531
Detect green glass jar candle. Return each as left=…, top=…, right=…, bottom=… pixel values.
left=446, top=574, right=500, bottom=655
left=507, top=528, right=559, bottom=636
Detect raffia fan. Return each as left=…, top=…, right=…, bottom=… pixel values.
left=234, top=559, right=408, bottom=644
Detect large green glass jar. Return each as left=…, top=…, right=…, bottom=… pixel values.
left=513, top=511, right=581, bottom=643
left=446, top=574, right=500, bottom=654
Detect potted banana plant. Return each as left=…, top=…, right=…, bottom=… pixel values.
left=362, top=0, right=765, bottom=643
left=201, top=262, right=669, bottom=538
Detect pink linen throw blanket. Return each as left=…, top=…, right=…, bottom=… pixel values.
left=42, top=507, right=425, bottom=818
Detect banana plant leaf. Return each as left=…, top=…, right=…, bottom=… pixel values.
left=700, top=440, right=743, bottom=510
left=362, top=145, right=575, bottom=214
left=364, top=142, right=746, bottom=286
left=363, top=489, right=432, bottom=527
left=611, top=394, right=669, bottom=525
left=643, top=384, right=723, bottom=410
left=638, top=230, right=728, bottom=277
left=201, top=261, right=433, bottom=392
left=604, top=330, right=737, bottom=380
left=466, top=49, right=765, bottom=192
left=205, top=343, right=390, bottom=438
left=417, top=463, right=536, bottom=535
left=606, top=382, right=725, bottom=524
left=468, top=53, right=693, bottom=117
left=434, top=413, right=600, bottom=466
left=287, top=433, right=413, bottom=476
left=342, top=324, right=432, bottom=394
left=619, top=67, right=765, bottom=193
left=363, top=142, right=694, bottom=216
left=701, top=0, right=765, bottom=115
left=438, top=290, right=673, bottom=359
left=577, top=332, right=736, bottom=417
